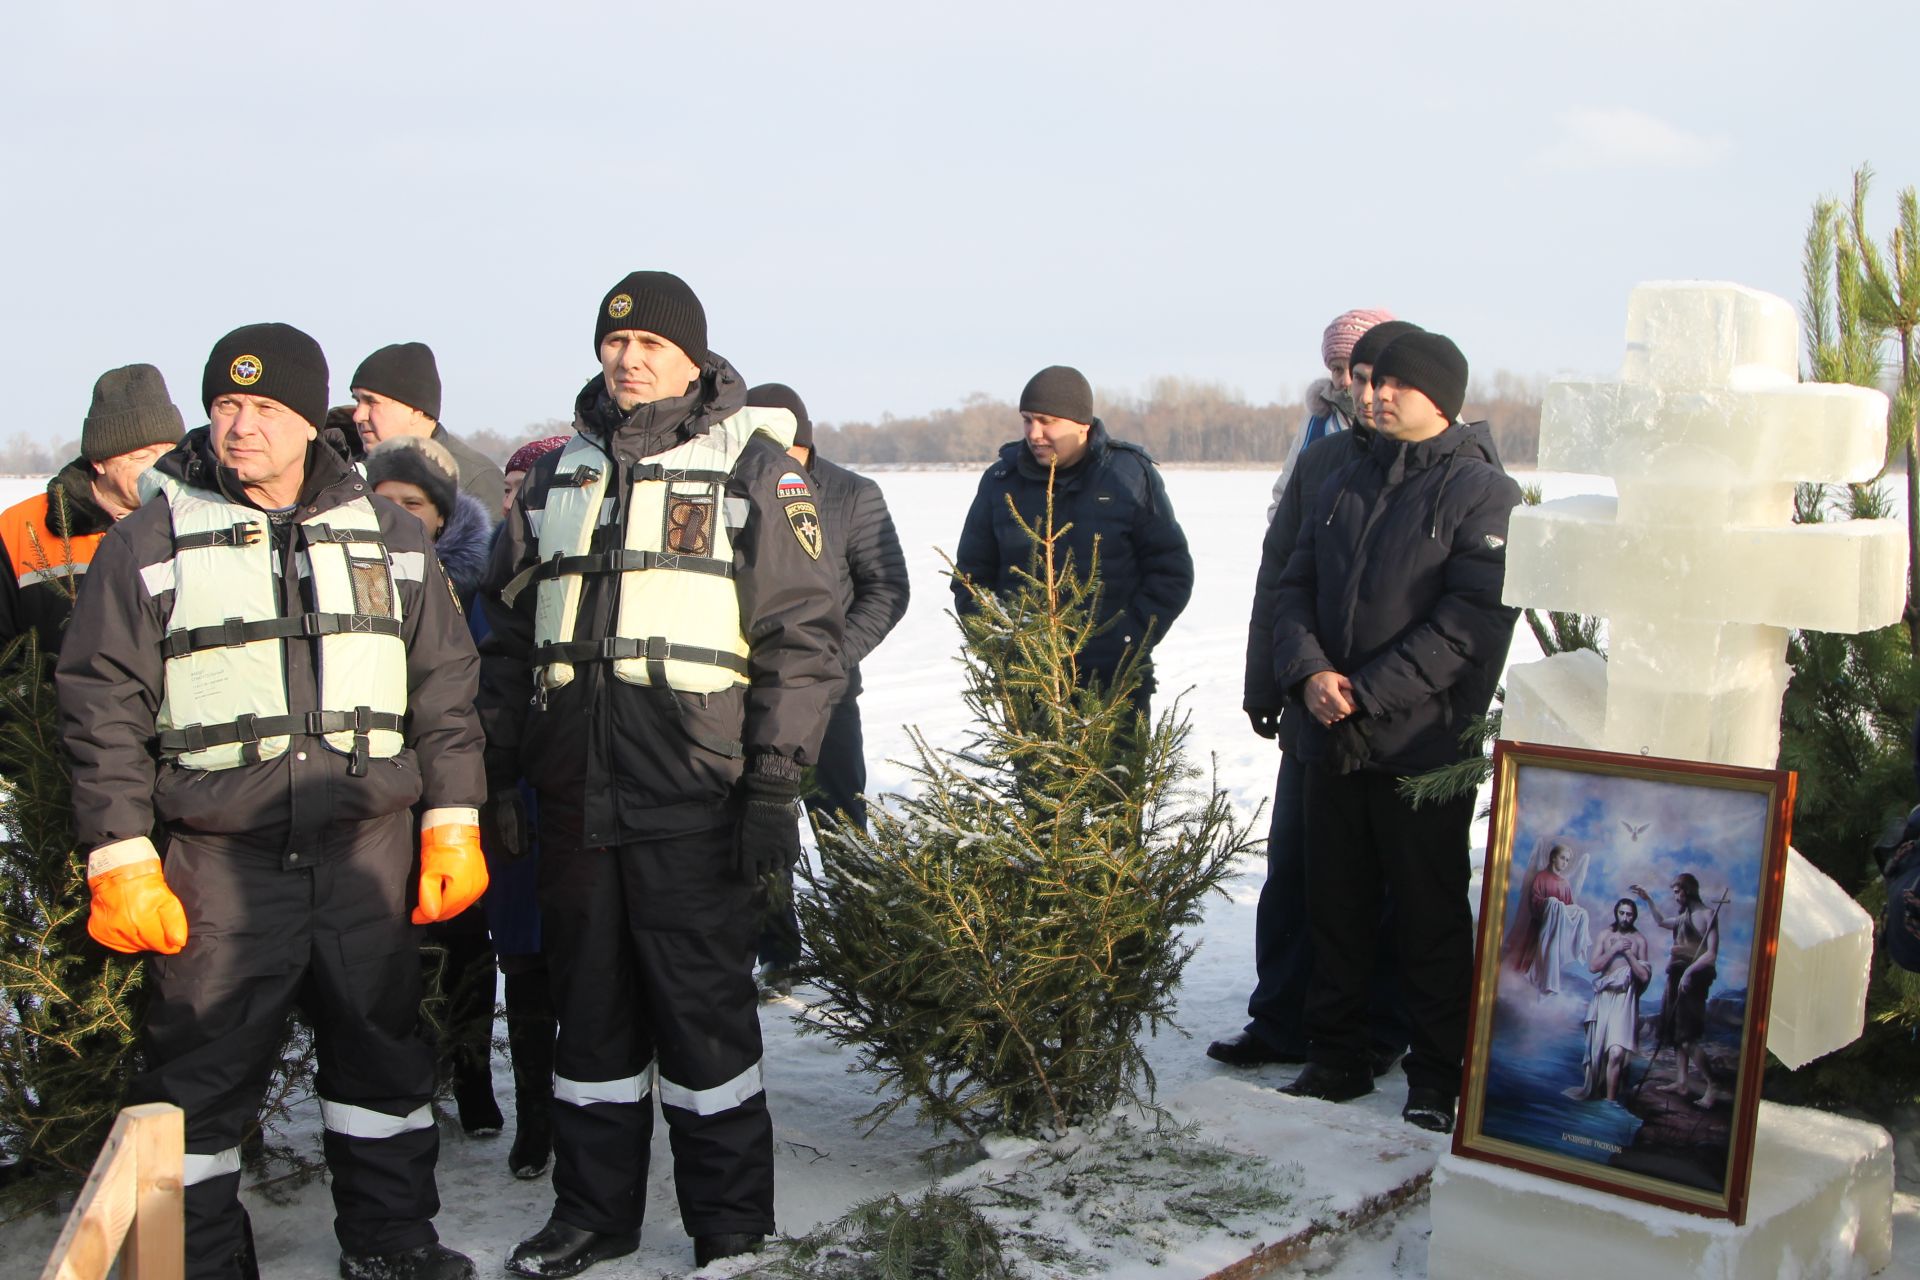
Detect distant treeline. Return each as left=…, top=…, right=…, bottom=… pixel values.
left=0, top=374, right=1544, bottom=477
left=815, top=373, right=1544, bottom=468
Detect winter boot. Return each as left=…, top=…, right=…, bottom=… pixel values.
left=338, top=1242, right=477, bottom=1280
left=504, top=968, right=555, bottom=1179
left=506, top=1218, right=638, bottom=1278
left=693, top=1233, right=765, bottom=1266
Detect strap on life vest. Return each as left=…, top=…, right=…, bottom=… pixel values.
left=501, top=547, right=734, bottom=607
left=161, top=612, right=403, bottom=659
left=157, top=707, right=405, bottom=773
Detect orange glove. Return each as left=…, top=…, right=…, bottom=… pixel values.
left=412, top=807, right=488, bottom=925
left=86, top=837, right=189, bottom=955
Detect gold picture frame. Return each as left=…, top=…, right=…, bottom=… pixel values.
left=1453, top=741, right=1795, bottom=1225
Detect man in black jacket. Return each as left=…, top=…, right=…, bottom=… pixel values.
left=351, top=341, right=507, bottom=515
left=58, top=324, right=487, bottom=1280
left=952, top=365, right=1193, bottom=713
left=743, top=382, right=909, bottom=994
left=1210, top=320, right=1422, bottom=1070
left=1270, top=331, right=1520, bottom=1134
left=480, top=273, right=843, bottom=1276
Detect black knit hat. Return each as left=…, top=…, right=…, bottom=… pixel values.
left=1371, top=331, right=1469, bottom=424
left=82, top=364, right=184, bottom=461
left=351, top=342, right=441, bottom=420
left=746, top=383, right=812, bottom=448
left=365, top=434, right=460, bottom=527
left=595, top=271, right=708, bottom=366
left=1348, top=320, right=1423, bottom=373
left=203, top=323, right=329, bottom=431
left=1019, top=365, right=1093, bottom=424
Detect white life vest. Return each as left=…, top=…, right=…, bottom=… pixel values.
left=506, top=407, right=796, bottom=695
left=149, top=475, right=409, bottom=773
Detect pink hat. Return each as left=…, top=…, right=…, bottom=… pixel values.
left=1321, top=308, right=1395, bottom=367
left=506, top=434, right=571, bottom=475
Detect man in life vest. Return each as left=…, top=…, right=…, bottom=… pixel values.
left=56, top=323, right=488, bottom=1280
left=479, top=272, right=843, bottom=1277
left=0, top=363, right=182, bottom=660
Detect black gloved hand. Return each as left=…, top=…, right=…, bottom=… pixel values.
left=481, top=788, right=530, bottom=862
left=1326, top=716, right=1373, bottom=776
left=1246, top=707, right=1280, bottom=740
left=735, top=757, right=804, bottom=882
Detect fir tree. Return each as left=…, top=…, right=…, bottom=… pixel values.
left=796, top=472, right=1253, bottom=1138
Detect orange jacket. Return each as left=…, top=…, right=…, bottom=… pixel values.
left=0, top=460, right=112, bottom=661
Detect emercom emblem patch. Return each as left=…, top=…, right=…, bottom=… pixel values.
left=785, top=500, right=822, bottom=560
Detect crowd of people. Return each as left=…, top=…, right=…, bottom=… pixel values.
left=2, top=287, right=1521, bottom=1278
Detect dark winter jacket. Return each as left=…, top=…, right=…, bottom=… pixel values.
left=56, top=428, right=486, bottom=852
left=807, top=452, right=909, bottom=697
left=1270, top=420, right=1521, bottom=773
left=1246, top=424, right=1376, bottom=753
left=433, top=423, right=507, bottom=517
left=952, top=422, right=1194, bottom=682
left=477, top=356, right=844, bottom=847
left=0, top=458, right=114, bottom=660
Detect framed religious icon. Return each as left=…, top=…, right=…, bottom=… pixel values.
left=1453, top=741, right=1795, bottom=1225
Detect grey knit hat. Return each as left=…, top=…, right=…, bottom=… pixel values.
left=82, top=364, right=184, bottom=462
left=365, top=434, right=460, bottom=526
left=1019, top=366, right=1094, bottom=425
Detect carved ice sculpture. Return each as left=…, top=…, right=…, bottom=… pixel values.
left=1500, top=280, right=1905, bottom=1071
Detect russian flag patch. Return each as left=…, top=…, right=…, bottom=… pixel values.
left=776, top=471, right=809, bottom=499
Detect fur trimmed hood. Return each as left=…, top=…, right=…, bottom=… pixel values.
left=1305, top=376, right=1341, bottom=419
left=435, top=490, right=495, bottom=600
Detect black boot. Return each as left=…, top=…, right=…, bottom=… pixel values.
left=504, top=968, right=556, bottom=1179
left=693, top=1233, right=765, bottom=1266
left=338, top=1243, right=477, bottom=1280
left=506, top=1218, right=638, bottom=1279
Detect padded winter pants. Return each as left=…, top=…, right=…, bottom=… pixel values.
left=1301, top=766, right=1474, bottom=1096
left=539, top=809, right=772, bottom=1239
left=131, top=814, right=440, bottom=1279
left=760, top=691, right=866, bottom=969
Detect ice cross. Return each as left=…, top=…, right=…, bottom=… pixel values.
left=1501, top=280, right=1903, bottom=772
left=1500, top=281, right=1907, bottom=1070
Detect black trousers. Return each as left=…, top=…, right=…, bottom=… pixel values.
left=1302, top=766, right=1473, bottom=1096
left=132, top=814, right=440, bottom=1279
left=540, top=807, right=771, bottom=1238
left=1246, top=752, right=1405, bottom=1058
left=759, top=692, right=866, bottom=969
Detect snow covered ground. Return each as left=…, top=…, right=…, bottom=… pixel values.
left=3, top=465, right=1915, bottom=1277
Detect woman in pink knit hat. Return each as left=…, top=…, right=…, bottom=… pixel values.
left=1266, top=307, right=1394, bottom=523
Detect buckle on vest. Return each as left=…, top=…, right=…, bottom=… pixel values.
left=218, top=617, right=249, bottom=648
left=231, top=713, right=259, bottom=743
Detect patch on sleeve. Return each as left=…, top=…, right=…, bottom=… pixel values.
left=785, top=500, right=823, bottom=560
left=776, top=471, right=810, bottom=500
left=445, top=571, right=465, bottom=615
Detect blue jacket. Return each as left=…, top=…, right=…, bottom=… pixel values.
left=952, top=421, right=1194, bottom=681
left=1271, top=420, right=1521, bottom=772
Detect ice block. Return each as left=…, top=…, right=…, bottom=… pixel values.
left=1501, top=652, right=1606, bottom=752
left=1619, top=280, right=1801, bottom=388
left=1767, top=849, right=1874, bottom=1071
left=1428, top=1103, right=1892, bottom=1279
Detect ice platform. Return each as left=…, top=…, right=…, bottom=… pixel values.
left=1430, top=1102, right=1892, bottom=1278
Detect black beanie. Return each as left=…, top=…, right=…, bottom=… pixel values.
left=351, top=342, right=442, bottom=420
left=1348, top=320, right=1424, bottom=373
left=1371, top=331, right=1469, bottom=424
left=82, top=364, right=184, bottom=461
left=1018, top=365, right=1093, bottom=424
left=365, top=435, right=460, bottom=528
left=203, top=323, right=329, bottom=431
left=745, top=383, right=812, bottom=448
left=595, top=271, right=708, bottom=366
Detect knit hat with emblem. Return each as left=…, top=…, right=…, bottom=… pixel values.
left=202, top=323, right=330, bottom=431
left=595, top=271, right=708, bottom=366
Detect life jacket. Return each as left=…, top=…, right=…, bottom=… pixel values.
left=146, top=474, right=409, bottom=774
left=505, top=407, right=795, bottom=695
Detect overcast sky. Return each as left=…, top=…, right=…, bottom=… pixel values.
left=4, top=1, right=1914, bottom=444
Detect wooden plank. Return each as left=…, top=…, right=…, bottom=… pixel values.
left=123, top=1104, right=185, bottom=1280
left=39, top=1111, right=139, bottom=1280
left=1197, top=1168, right=1433, bottom=1280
